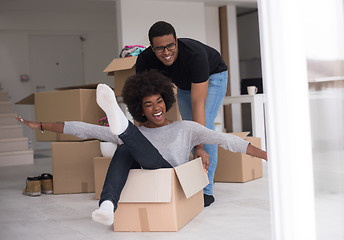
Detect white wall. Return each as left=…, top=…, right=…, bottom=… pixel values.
left=0, top=0, right=118, bottom=149
left=0, top=0, right=118, bottom=103
left=205, top=6, right=221, bottom=52
left=117, top=0, right=207, bottom=49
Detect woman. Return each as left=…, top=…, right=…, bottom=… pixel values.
left=17, top=70, right=267, bottom=226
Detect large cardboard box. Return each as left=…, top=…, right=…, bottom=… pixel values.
left=215, top=132, right=263, bottom=183
left=52, top=140, right=101, bottom=194
left=93, top=157, right=208, bottom=232
left=104, top=56, right=137, bottom=96
left=93, top=156, right=111, bottom=200
left=16, top=84, right=105, bottom=141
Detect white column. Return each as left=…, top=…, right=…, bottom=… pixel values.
left=226, top=5, right=242, bottom=132
left=257, top=0, right=317, bottom=239
left=115, top=0, right=124, bottom=51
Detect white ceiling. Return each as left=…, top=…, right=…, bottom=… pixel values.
left=160, top=0, right=257, bottom=7
left=0, top=0, right=257, bottom=11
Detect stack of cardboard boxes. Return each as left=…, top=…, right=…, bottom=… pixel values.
left=16, top=84, right=105, bottom=194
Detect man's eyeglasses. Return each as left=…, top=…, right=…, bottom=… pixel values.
left=153, top=42, right=177, bottom=53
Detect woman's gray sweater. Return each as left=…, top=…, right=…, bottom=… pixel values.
left=64, top=121, right=249, bottom=168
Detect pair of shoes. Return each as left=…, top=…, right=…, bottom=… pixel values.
left=23, top=173, right=53, bottom=197
left=203, top=194, right=215, bottom=207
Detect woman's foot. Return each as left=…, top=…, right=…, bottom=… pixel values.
left=204, top=194, right=215, bottom=207
left=96, top=84, right=128, bottom=135
left=91, top=200, right=114, bottom=225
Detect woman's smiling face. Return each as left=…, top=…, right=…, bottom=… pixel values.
left=142, top=94, right=169, bottom=128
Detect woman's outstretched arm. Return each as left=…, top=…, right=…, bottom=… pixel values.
left=246, top=143, right=268, bottom=161
left=15, top=115, right=64, bottom=133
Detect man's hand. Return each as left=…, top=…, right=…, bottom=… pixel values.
left=194, top=146, right=209, bottom=173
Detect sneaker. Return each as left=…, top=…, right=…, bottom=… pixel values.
left=41, top=173, right=53, bottom=194
left=203, top=194, right=215, bottom=207
left=23, top=176, right=41, bottom=197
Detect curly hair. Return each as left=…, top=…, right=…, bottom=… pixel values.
left=122, top=70, right=176, bottom=123
left=148, top=21, right=176, bottom=45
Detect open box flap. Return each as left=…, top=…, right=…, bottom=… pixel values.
left=119, top=168, right=172, bottom=203
left=15, top=84, right=106, bottom=105
left=230, top=132, right=250, bottom=139
left=55, top=83, right=99, bottom=90
left=174, top=158, right=209, bottom=199
left=103, top=56, right=137, bottom=73
left=15, top=93, right=34, bottom=105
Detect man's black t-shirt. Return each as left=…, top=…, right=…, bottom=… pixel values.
left=136, top=38, right=227, bottom=90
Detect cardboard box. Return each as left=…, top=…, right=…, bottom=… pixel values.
left=215, top=132, right=263, bottom=183
left=166, top=100, right=181, bottom=122
left=52, top=140, right=101, bottom=194
left=115, top=158, right=208, bottom=232
left=93, top=157, right=208, bottom=232
left=16, top=84, right=105, bottom=141
left=104, top=56, right=137, bottom=96
left=93, top=156, right=111, bottom=200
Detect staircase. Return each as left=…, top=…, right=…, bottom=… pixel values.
left=0, top=90, right=34, bottom=167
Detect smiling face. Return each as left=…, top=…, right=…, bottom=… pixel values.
left=142, top=94, right=169, bottom=128
left=151, top=34, right=178, bottom=66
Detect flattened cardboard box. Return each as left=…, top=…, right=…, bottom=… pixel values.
left=104, top=56, right=137, bottom=96
left=215, top=132, right=263, bottom=183
left=94, top=157, right=208, bottom=232
left=16, top=84, right=105, bottom=142
left=52, top=140, right=101, bottom=194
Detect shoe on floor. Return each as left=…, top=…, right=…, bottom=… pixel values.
left=204, top=194, right=215, bottom=207
left=41, top=173, right=53, bottom=194
left=23, top=176, right=41, bottom=197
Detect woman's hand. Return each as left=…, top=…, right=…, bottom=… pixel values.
left=15, top=115, right=40, bottom=130
left=194, top=146, right=209, bottom=173
left=246, top=143, right=268, bottom=161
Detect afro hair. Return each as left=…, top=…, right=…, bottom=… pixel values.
left=122, top=69, right=176, bottom=123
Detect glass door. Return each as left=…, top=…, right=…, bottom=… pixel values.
left=306, top=1, right=344, bottom=239
left=258, top=0, right=344, bottom=239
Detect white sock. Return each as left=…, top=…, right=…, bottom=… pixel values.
left=92, top=200, right=114, bottom=226
left=96, top=84, right=128, bottom=135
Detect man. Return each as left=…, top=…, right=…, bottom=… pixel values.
left=136, top=21, right=228, bottom=207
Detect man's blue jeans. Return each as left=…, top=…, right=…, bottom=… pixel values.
left=99, top=121, right=172, bottom=209
left=177, top=70, right=228, bottom=196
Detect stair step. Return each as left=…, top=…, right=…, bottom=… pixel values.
left=0, top=113, right=18, bottom=126
left=0, top=150, right=34, bottom=167
left=0, top=91, right=9, bottom=101
left=0, top=125, right=24, bottom=139
left=0, top=137, right=29, bottom=153
left=0, top=101, right=13, bottom=114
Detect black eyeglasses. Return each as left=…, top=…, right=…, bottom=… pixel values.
left=153, top=42, right=177, bottom=53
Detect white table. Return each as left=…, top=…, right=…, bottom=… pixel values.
left=222, top=94, right=266, bottom=150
